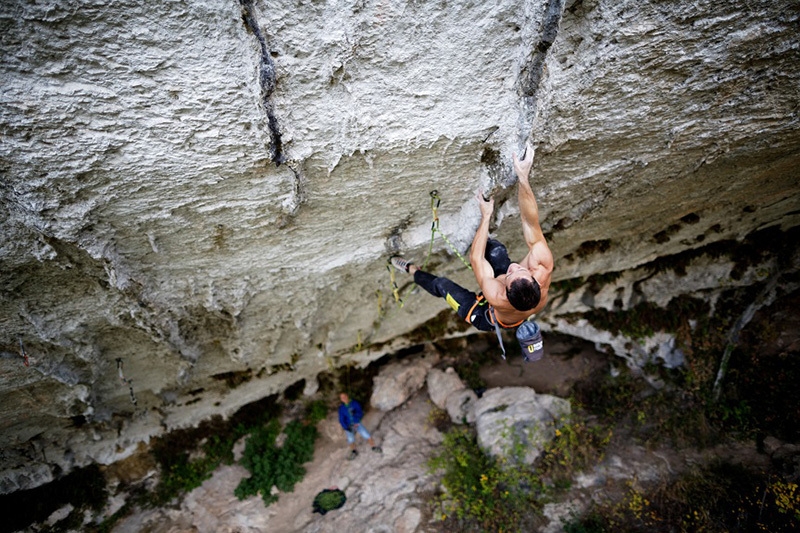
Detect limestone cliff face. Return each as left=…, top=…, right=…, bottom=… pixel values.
left=1, top=0, right=798, bottom=491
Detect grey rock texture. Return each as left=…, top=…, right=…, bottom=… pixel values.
left=444, top=388, right=479, bottom=425
left=470, top=386, right=571, bottom=465
left=425, top=367, right=467, bottom=410
left=426, top=367, right=478, bottom=424
left=1, top=0, right=798, bottom=490
left=369, top=349, right=437, bottom=411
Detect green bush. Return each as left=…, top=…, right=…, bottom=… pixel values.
left=427, top=426, right=541, bottom=532
left=574, top=366, right=718, bottom=449
left=144, top=396, right=285, bottom=508
left=152, top=453, right=216, bottom=505
left=305, top=399, right=329, bottom=424
left=235, top=418, right=319, bottom=505
left=147, top=415, right=252, bottom=506
left=427, top=414, right=615, bottom=532
left=537, top=418, right=612, bottom=490
left=149, top=430, right=243, bottom=506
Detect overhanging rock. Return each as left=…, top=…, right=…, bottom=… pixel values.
left=1, top=0, right=798, bottom=491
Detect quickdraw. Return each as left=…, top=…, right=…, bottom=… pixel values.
left=18, top=338, right=30, bottom=367
left=428, top=191, right=472, bottom=270
left=388, top=191, right=473, bottom=308
left=387, top=264, right=403, bottom=307
left=116, top=358, right=138, bottom=406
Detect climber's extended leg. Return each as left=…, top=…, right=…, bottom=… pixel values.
left=412, top=269, right=478, bottom=317
left=391, top=256, right=476, bottom=320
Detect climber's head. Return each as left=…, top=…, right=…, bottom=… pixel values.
left=505, top=263, right=541, bottom=311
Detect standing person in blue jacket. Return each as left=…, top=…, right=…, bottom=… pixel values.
left=338, top=392, right=382, bottom=460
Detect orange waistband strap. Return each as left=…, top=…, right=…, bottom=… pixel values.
left=465, top=294, right=485, bottom=324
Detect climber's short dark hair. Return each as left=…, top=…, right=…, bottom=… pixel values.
left=507, top=278, right=541, bottom=311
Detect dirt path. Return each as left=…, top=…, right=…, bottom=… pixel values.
left=480, top=333, right=608, bottom=396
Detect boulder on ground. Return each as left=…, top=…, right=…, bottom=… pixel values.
left=763, top=435, right=800, bottom=462
left=426, top=367, right=466, bottom=409
left=445, top=388, right=478, bottom=424
left=370, top=351, right=438, bottom=411
left=469, top=386, right=571, bottom=464
left=303, top=376, right=320, bottom=396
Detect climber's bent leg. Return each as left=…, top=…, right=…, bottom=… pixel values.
left=413, top=270, right=477, bottom=320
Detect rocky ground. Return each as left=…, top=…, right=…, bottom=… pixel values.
left=110, top=392, right=442, bottom=533
left=100, top=334, right=596, bottom=533
left=103, top=334, right=773, bottom=533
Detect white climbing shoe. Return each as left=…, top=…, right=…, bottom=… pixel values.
left=390, top=256, right=412, bottom=273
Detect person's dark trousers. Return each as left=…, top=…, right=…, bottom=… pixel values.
left=412, top=269, right=475, bottom=320
left=411, top=238, right=511, bottom=322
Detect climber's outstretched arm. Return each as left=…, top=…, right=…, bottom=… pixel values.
left=470, top=192, right=506, bottom=302
left=513, top=145, right=554, bottom=279
left=513, top=143, right=546, bottom=252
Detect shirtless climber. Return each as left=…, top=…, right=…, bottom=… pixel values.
left=390, top=142, right=553, bottom=334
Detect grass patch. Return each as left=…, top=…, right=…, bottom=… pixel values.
left=146, top=408, right=271, bottom=507
left=426, top=405, right=454, bottom=433
left=562, top=286, right=800, bottom=531
left=428, top=415, right=612, bottom=532
left=428, top=426, right=543, bottom=531
left=147, top=396, right=326, bottom=509
left=565, top=462, right=799, bottom=532
left=99, top=394, right=325, bottom=529
left=149, top=429, right=237, bottom=506
left=573, top=366, right=719, bottom=449
left=537, top=417, right=613, bottom=490
left=573, top=280, right=798, bottom=446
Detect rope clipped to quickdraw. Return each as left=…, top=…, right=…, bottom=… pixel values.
left=388, top=191, right=472, bottom=308
left=116, top=358, right=138, bottom=406
left=428, top=190, right=472, bottom=270
left=18, top=338, right=30, bottom=367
